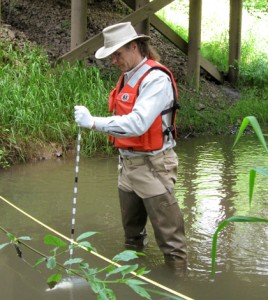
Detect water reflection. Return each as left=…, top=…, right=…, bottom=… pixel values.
left=176, top=135, right=268, bottom=294
left=0, top=134, right=268, bottom=299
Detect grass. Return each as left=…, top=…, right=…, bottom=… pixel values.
left=1, top=1, right=268, bottom=167
left=0, top=41, right=117, bottom=167
left=157, top=0, right=268, bottom=133
left=157, top=0, right=268, bottom=86
left=177, top=85, right=268, bottom=135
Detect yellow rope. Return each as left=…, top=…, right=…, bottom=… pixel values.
left=0, top=194, right=194, bottom=300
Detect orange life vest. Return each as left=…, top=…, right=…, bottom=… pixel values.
left=108, top=59, right=179, bottom=151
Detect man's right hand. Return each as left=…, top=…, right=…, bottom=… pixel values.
left=74, top=105, right=95, bottom=129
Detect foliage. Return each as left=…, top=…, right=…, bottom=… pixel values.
left=243, top=0, right=268, bottom=14
left=0, top=127, right=25, bottom=168
left=211, top=116, right=268, bottom=273
left=201, top=31, right=229, bottom=73
left=211, top=216, right=268, bottom=273
left=239, top=31, right=268, bottom=88
left=233, top=116, right=268, bottom=203
left=1, top=3, right=268, bottom=167
left=1, top=38, right=268, bottom=167
left=0, top=40, right=116, bottom=166
left=157, top=0, right=268, bottom=88
left=0, top=228, right=182, bottom=299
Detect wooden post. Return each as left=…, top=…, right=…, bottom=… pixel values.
left=133, top=0, right=150, bottom=35
left=71, top=0, right=88, bottom=50
left=187, top=0, right=202, bottom=90
left=228, top=0, right=242, bottom=85
left=58, top=0, right=175, bottom=64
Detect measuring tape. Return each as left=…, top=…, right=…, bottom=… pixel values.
left=70, top=126, right=81, bottom=258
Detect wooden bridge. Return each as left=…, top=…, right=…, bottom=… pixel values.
left=57, top=0, right=243, bottom=89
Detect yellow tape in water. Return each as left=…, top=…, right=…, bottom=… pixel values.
left=0, top=194, right=194, bottom=300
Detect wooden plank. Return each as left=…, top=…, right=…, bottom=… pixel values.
left=57, top=0, right=174, bottom=64
left=123, top=0, right=136, bottom=9
left=150, top=14, right=188, bottom=54
left=150, top=15, right=223, bottom=83
left=132, top=0, right=150, bottom=35
left=200, top=56, right=223, bottom=83
left=59, top=0, right=223, bottom=83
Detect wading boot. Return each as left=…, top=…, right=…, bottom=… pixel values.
left=118, top=189, right=148, bottom=250
left=143, top=191, right=187, bottom=269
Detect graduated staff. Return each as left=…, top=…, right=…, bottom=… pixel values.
left=74, top=22, right=187, bottom=268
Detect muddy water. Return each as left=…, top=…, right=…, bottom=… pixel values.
left=0, top=134, right=268, bottom=300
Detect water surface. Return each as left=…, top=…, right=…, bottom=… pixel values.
left=0, top=134, right=268, bottom=300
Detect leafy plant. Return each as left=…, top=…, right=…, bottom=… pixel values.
left=0, top=228, right=149, bottom=298
left=0, top=227, right=182, bottom=299
left=243, top=0, right=268, bottom=14
left=233, top=116, right=268, bottom=204
left=211, top=116, right=268, bottom=273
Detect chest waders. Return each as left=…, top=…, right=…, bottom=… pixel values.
left=119, top=188, right=187, bottom=267
left=118, top=151, right=187, bottom=268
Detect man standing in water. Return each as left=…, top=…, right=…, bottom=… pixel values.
left=74, top=22, right=187, bottom=268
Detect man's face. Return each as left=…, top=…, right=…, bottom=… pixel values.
left=111, top=42, right=140, bottom=72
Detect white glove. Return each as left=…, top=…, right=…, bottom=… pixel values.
left=74, top=105, right=95, bottom=129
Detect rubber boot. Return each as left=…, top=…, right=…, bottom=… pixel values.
left=118, top=189, right=148, bottom=250
left=143, top=192, right=187, bottom=268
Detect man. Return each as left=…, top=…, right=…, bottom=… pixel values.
left=74, top=22, right=187, bottom=268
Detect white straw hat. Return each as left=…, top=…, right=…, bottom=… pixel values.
left=95, top=22, right=150, bottom=59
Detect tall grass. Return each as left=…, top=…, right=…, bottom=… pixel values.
left=1, top=38, right=267, bottom=167
left=0, top=51, right=109, bottom=138
left=0, top=41, right=116, bottom=166
left=177, top=85, right=268, bottom=136
left=1, top=1, right=268, bottom=167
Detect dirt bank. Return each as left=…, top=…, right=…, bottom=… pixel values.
left=1, top=0, right=239, bottom=101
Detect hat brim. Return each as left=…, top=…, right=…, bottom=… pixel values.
left=95, top=35, right=150, bottom=59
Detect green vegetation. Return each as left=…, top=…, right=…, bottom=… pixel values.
left=211, top=116, right=268, bottom=273
left=157, top=0, right=268, bottom=87
left=1, top=0, right=268, bottom=168
left=177, top=86, right=268, bottom=136
left=0, top=42, right=116, bottom=167
left=0, top=227, right=182, bottom=299
left=157, top=0, right=268, bottom=129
